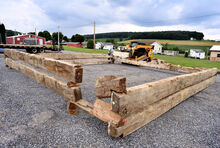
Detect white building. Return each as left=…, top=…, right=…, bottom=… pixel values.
left=163, top=50, right=179, bottom=56
left=95, top=42, right=104, bottom=49
left=143, top=41, right=163, bottom=54
left=189, top=49, right=205, bottom=59
left=103, top=43, right=114, bottom=50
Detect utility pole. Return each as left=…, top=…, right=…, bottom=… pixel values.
left=35, top=28, right=37, bottom=45
left=58, top=25, right=60, bottom=49
left=93, top=21, right=96, bottom=49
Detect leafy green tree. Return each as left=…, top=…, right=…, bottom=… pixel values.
left=63, top=36, right=69, bottom=42
left=71, top=35, right=75, bottom=42
left=38, top=30, right=51, bottom=41
left=87, top=39, right=94, bottom=49
left=52, top=32, right=64, bottom=44
left=71, top=34, right=84, bottom=43
left=6, top=30, right=21, bottom=37
left=28, top=32, right=36, bottom=35
left=0, top=24, right=6, bottom=44
left=106, top=39, right=115, bottom=44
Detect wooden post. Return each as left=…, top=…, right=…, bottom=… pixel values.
left=93, top=21, right=96, bottom=49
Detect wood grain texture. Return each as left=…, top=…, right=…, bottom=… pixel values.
left=39, top=53, right=111, bottom=60
left=4, top=49, right=83, bottom=83
left=112, top=68, right=217, bottom=116
left=5, top=58, right=81, bottom=102
left=117, top=58, right=202, bottom=73
left=65, top=59, right=112, bottom=65
left=108, top=76, right=216, bottom=137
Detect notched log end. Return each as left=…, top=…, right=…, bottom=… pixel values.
left=95, top=75, right=126, bottom=98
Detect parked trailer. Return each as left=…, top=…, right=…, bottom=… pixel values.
left=0, top=44, right=61, bottom=54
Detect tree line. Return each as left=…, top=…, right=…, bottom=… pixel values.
left=1, top=23, right=85, bottom=44
left=84, top=31, right=204, bottom=40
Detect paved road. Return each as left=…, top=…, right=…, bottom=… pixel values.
left=0, top=54, right=219, bottom=147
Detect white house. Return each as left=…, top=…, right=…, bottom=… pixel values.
left=143, top=41, right=163, bottom=54
left=103, top=43, right=114, bottom=50
left=189, top=49, right=205, bottom=59
left=95, top=42, right=104, bottom=49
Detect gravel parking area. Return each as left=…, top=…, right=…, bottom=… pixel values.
left=0, top=53, right=219, bottom=147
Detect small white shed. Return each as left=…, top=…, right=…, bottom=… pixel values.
left=103, top=43, right=114, bottom=50
left=189, top=49, right=205, bottom=59
left=95, top=42, right=104, bottom=49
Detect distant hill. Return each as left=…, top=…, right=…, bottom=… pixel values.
left=84, top=31, right=204, bottom=40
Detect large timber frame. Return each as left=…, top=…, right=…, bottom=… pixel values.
left=4, top=49, right=218, bottom=137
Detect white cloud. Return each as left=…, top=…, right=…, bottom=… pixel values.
left=0, top=0, right=55, bottom=33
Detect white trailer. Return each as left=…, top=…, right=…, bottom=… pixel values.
left=189, top=49, right=205, bottom=59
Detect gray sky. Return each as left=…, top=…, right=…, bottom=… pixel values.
left=1, top=0, right=220, bottom=40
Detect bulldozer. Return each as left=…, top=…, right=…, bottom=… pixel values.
left=126, top=41, right=154, bottom=62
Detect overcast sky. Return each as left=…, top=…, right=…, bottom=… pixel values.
left=1, top=0, right=220, bottom=40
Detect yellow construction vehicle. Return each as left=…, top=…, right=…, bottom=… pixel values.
left=126, top=41, right=154, bottom=62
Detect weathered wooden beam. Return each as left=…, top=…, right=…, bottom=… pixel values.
left=111, top=68, right=217, bottom=116
left=4, top=49, right=83, bottom=83
left=92, top=99, right=121, bottom=126
left=71, top=99, right=121, bottom=126
left=39, top=53, right=111, bottom=60
left=117, top=58, right=201, bottom=73
left=5, top=58, right=81, bottom=102
left=65, top=59, right=113, bottom=65
left=108, top=75, right=216, bottom=137
left=67, top=100, right=78, bottom=114
left=95, top=75, right=126, bottom=98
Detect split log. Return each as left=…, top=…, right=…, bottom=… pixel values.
left=118, top=58, right=201, bottom=73
left=92, top=99, right=121, bottom=126
left=65, top=59, right=112, bottom=65
left=39, top=53, right=111, bottom=60
left=5, top=58, right=81, bottom=102
left=111, top=68, right=217, bottom=116
left=4, top=49, right=83, bottom=83
left=108, top=75, right=216, bottom=137
left=95, top=75, right=126, bottom=98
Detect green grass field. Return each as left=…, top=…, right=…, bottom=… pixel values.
left=164, top=44, right=211, bottom=51
left=154, top=54, right=220, bottom=70
left=63, top=46, right=108, bottom=54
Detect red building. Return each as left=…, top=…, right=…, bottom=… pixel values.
left=6, top=34, right=46, bottom=45
left=63, top=42, right=82, bottom=48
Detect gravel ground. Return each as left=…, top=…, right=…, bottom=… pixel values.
left=0, top=53, right=219, bottom=147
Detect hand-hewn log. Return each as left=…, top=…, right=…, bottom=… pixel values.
left=111, top=68, right=217, bottom=116
left=117, top=58, right=201, bottom=73
left=112, top=51, right=129, bottom=59
left=65, top=59, right=112, bottom=65
left=92, top=99, right=121, bottom=126
left=72, top=99, right=121, bottom=126
left=95, top=75, right=126, bottom=98
left=67, top=100, right=78, bottom=114
left=39, top=53, right=111, bottom=60
left=5, top=58, right=81, bottom=102
left=4, top=49, right=83, bottom=83
left=108, top=75, right=216, bottom=137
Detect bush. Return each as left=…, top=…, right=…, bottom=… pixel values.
left=87, top=39, right=94, bottom=49
left=184, top=51, right=189, bottom=57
